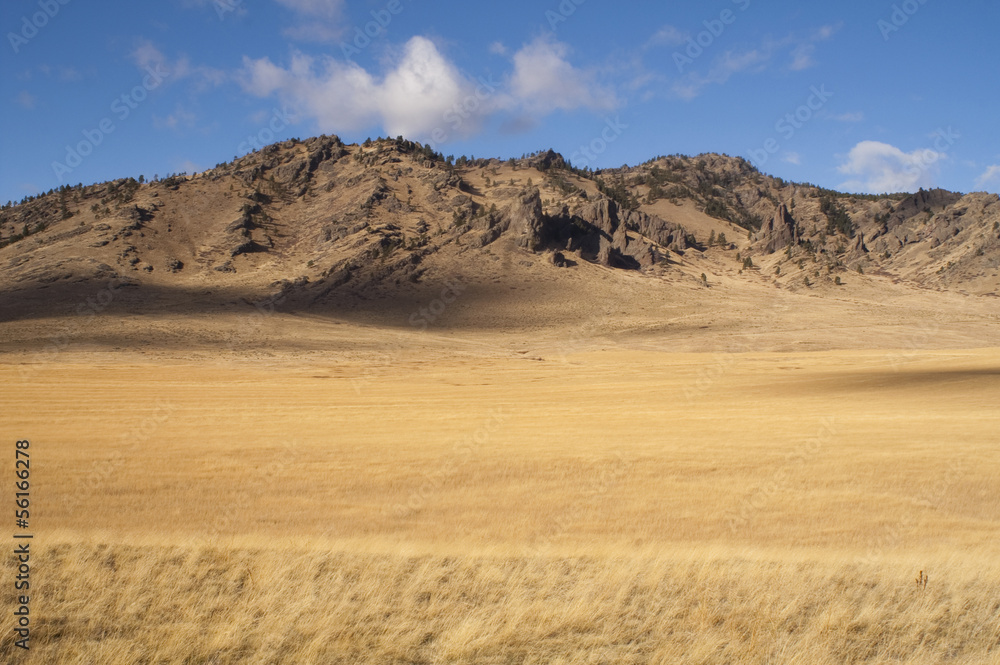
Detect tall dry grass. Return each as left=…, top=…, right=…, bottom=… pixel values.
left=3, top=537, right=999, bottom=664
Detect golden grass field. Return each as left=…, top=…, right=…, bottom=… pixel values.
left=2, top=341, right=999, bottom=663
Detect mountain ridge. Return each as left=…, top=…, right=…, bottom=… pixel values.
left=2, top=135, right=998, bottom=335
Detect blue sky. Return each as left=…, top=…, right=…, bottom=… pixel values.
left=2, top=0, right=998, bottom=205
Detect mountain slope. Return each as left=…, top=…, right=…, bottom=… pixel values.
left=1, top=136, right=998, bottom=348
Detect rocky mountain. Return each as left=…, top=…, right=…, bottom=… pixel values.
left=603, top=152, right=1000, bottom=294
left=1, top=135, right=998, bottom=324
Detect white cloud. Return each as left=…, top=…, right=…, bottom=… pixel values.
left=241, top=37, right=477, bottom=138
left=647, top=25, right=688, bottom=48
left=837, top=141, right=946, bottom=193
left=242, top=53, right=379, bottom=133
left=240, top=35, right=615, bottom=142
left=783, top=152, right=801, bottom=165
left=379, top=38, right=476, bottom=138
left=507, top=36, right=616, bottom=115
left=489, top=41, right=507, bottom=56
left=15, top=91, right=36, bottom=109
left=975, top=165, right=1000, bottom=190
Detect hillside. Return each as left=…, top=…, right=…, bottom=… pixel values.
left=1, top=136, right=998, bottom=352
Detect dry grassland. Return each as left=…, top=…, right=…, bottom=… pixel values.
left=2, top=346, right=999, bottom=663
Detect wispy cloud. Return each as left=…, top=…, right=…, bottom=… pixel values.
left=672, top=47, right=769, bottom=100
left=273, top=0, right=344, bottom=42
left=154, top=104, right=198, bottom=131
left=273, top=0, right=341, bottom=17
left=16, top=65, right=83, bottom=82
left=130, top=40, right=226, bottom=90
left=789, top=43, right=816, bottom=71
left=669, top=24, right=839, bottom=100
left=789, top=24, right=838, bottom=71
left=831, top=111, right=865, bottom=122
left=179, top=0, right=248, bottom=20
left=176, top=159, right=202, bottom=174
left=646, top=24, right=688, bottom=49
left=15, top=91, right=37, bottom=110
left=975, top=165, right=1000, bottom=190
left=814, top=24, right=838, bottom=40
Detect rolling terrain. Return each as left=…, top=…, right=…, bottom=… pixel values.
left=1, top=137, right=999, bottom=663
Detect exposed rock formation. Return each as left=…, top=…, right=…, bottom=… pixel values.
left=756, top=203, right=798, bottom=254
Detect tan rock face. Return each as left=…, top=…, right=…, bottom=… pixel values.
left=756, top=203, right=798, bottom=254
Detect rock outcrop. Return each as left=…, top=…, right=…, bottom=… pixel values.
left=756, top=203, right=798, bottom=254
left=506, top=189, right=547, bottom=251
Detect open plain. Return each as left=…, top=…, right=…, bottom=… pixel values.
left=2, top=301, right=999, bottom=663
